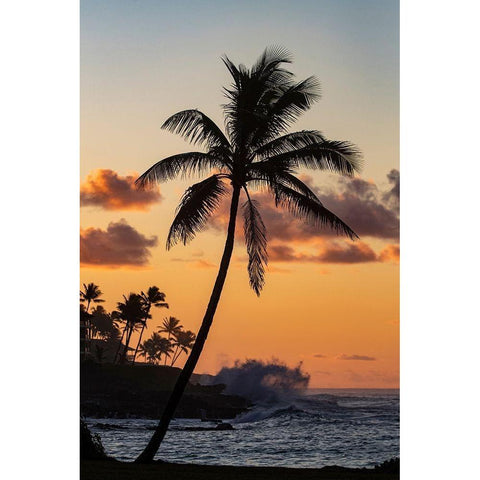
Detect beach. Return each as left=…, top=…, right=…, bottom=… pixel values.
left=81, top=459, right=399, bottom=480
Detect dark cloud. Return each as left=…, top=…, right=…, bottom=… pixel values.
left=317, top=241, right=378, bottom=264
left=383, top=169, right=400, bottom=213
left=210, top=170, right=399, bottom=242
left=337, top=354, right=377, bottom=361
left=80, top=219, right=158, bottom=268
left=80, top=169, right=162, bottom=211
left=268, top=241, right=379, bottom=264
left=313, top=354, right=327, bottom=358
left=315, top=174, right=399, bottom=240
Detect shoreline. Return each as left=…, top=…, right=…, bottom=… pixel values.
left=81, top=459, right=399, bottom=480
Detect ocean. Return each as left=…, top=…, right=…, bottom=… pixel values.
left=85, top=388, right=399, bottom=468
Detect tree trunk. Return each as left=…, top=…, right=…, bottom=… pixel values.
left=135, top=185, right=241, bottom=463
left=132, top=317, right=148, bottom=364
left=120, top=324, right=134, bottom=364
left=114, top=325, right=127, bottom=363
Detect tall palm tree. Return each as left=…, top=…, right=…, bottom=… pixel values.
left=157, top=317, right=182, bottom=365
left=170, top=330, right=196, bottom=366
left=134, top=47, right=361, bottom=463
left=113, top=293, right=145, bottom=364
left=132, top=286, right=169, bottom=364
left=79, top=283, right=105, bottom=356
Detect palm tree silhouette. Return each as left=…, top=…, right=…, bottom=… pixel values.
left=135, top=47, right=361, bottom=462
left=113, top=293, right=145, bottom=364
left=132, top=287, right=169, bottom=364
left=139, top=333, right=173, bottom=364
left=170, top=330, right=196, bottom=366
left=80, top=283, right=105, bottom=357
left=158, top=317, right=182, bottom=365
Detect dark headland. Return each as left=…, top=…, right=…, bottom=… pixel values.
left=81, top=361, right=249, bottom=419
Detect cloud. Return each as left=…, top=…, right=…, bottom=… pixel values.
left=337, top=354, right=377, bottom=361
left=313, top=354, right=327, bottom=358
left=378, top=244, right=400, bottom=264
left=315, top=174, right=399, bottom=240
left=383, top=169, right=400, bottom=213
left=170, top=257, right=216, bottom=269
left=80, top=169, right=162, bottom=211
left=209, top=170, right=399, bottom=242
left=80, top=219, right=158, bottom=268
left=268, top=241, right=378, bottom=264
left=317, top=241, right=378, bottom=264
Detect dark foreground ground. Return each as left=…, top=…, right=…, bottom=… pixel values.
left=81, top=459, right=399, bottom=480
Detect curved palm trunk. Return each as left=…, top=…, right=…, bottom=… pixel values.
left=164, top=333, right=171, bottom=366
left=114, top=324, right=128, bottom=363
left=132, top=314, right=149, bottom=365
left=120, top=324, right=134, bottom=364
left=135, top=186, right=241, bottom=463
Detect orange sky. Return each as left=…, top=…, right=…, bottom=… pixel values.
left=80, top=0, right=399, bottom=388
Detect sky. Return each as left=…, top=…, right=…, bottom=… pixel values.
left=80, top=0, right=399, bottom=388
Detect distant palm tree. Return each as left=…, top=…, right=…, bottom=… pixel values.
left=132, top=287, right=169, bottom=364
left=157, top=317, right=182, bottom=365
left=113, top=293, right=145, bottom=364
left=154, top=334, right=174, bottom=364
left=80, top=283, right=105, bottom=356
left=135, top=47, right=361, bottom=462
left=170, top=330, right=196, bottom=366
left=139, top=333, right=173, bottom=364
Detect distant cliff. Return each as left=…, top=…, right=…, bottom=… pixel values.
left=81, top=361, right=249, bottom=419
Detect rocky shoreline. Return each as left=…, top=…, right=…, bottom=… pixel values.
left=81, top=362, right=249, bottom=419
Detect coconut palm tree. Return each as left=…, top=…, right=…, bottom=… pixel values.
left=154, top=334, right=174, bottom=364
left=80, top=283, right=105, bottom=355
left=170, top=330, right=196, bottom=366
left=157, top=317, right=182, bottom=365
left=113, top=293, right=145, bottom=364
left=134, top=47, right=361, bottom=463
left=132, top=287, right=169, bottom=364
left=139, top=333, right=173, bottom=364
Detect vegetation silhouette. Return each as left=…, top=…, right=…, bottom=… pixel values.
left=132, top=287, right=169, bottom=364
left=80, top=283, right=105, bottom=357
left=170, top=329, right=196, bottom=366
left=79, top=284, right=194, bottom=366
left=113, top=293, right=145, bottom=364
left=134, top=46, right=362, bottom=463
left=158, top=316, right=182, bottom=364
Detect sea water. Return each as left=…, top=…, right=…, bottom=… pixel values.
left=85, top=388, right=399, bottom=468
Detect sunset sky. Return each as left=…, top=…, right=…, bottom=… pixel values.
left=80, top=0, right=399, bottom=388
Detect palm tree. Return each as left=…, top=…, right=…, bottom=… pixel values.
left=80, top=283, right=105, bottom=356
left=170, top=330, right=196, bottom=366
left=134, top=47, right=361, bottom=463
left=157, top=317, right=182, bottom=365
left=139, top=333, right=173, bottom=364
left=153, top=334, right=174, bottom=364
left=132, top=287, right=169, bottom=364
left=113, top=293, right=145, bottom=364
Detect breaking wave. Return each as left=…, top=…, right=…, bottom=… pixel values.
left=212, top=358, right=310, bottom=404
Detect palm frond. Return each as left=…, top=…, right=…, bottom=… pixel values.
left=243, top=196, right=268, bottom=296
left=136, top=152, right=229, bottom=189
left=251, top=45, right=293, bottom=74
left=250, top=77, right=321, bottom=148
left=254, top=130, right=325, bottom=159
left=272, top=183, right=358, bottom=240
left=167, top=175, right=228, bottom=249
left=161, top=109, right=231, bottom=150
left=265, top=140, right=363, bottom=176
